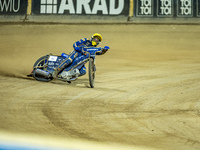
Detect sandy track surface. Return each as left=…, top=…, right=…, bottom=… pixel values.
left=0, top=24, right=200, bottom=150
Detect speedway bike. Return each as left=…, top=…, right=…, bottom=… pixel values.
left=27, top=46, right=109, bottom=88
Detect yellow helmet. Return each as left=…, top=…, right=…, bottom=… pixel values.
left=91, top=33, right=102, bottom=46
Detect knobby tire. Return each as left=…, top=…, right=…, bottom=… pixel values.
left=88, top=58, right=95, bottom=88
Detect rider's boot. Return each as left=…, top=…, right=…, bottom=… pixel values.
left=52, top=58, right=72, bottom=78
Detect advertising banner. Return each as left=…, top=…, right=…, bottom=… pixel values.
left=136, top=0, right=154, bottom=17
left=32, top=0, right=129, bottom=16
left=197, top=0, right=200, bottom=17
left=177, top=0, right=193, bottom=17
left=135, top=0, right=200, bottom=17
left=157, top=0, right=174, bottom=17
left=0, top=0, right=27, bottom=15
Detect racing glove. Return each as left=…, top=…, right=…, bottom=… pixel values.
left=101, top=46, right=110, bottom=55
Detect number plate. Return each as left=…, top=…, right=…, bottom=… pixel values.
left=48, top=56, right=58, bottom=61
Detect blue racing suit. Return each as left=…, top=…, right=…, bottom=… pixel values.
left=73, top=38, right=107, bottom=55
left=56, top=38, right=105, bottom=76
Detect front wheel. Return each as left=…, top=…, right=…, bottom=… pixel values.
left=88, top=58, right=95, bottom=88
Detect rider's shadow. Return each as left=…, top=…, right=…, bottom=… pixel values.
left=50, top=78, right=126, bottom=92
left=51, top=78, right=92, bottom=88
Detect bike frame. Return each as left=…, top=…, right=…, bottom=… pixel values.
left=65, top=47, right=102, bottom=72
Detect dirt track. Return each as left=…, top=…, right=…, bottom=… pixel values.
left=0, top=24, right=200, bottom=150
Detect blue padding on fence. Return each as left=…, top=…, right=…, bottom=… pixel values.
left=0, top=142, right=78, bottom=150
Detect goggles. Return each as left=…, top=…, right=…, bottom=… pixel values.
left=93, top=37, right=100, bottom=43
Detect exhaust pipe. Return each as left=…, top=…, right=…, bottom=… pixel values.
left=34, top=69, right=51, bottom=78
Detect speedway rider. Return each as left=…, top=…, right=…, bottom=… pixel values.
left=52, top=33, right=108, bottom=78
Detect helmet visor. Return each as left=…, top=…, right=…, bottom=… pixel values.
left=93, top=36, right=100, bottom=44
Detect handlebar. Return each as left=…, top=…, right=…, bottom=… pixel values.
left=82, top=46, right=110, bottom=54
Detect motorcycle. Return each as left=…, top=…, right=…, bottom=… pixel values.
left=27, top=46, right=110, bottom=88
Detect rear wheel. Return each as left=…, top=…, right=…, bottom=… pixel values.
left=33, top=55, right=53, bottom=82
left=88, top=58, right=95, bottom=88
left=33, top=55, right=48, bottom=68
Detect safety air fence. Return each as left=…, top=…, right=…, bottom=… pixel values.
left=0, top=0, right=200, bottom=24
